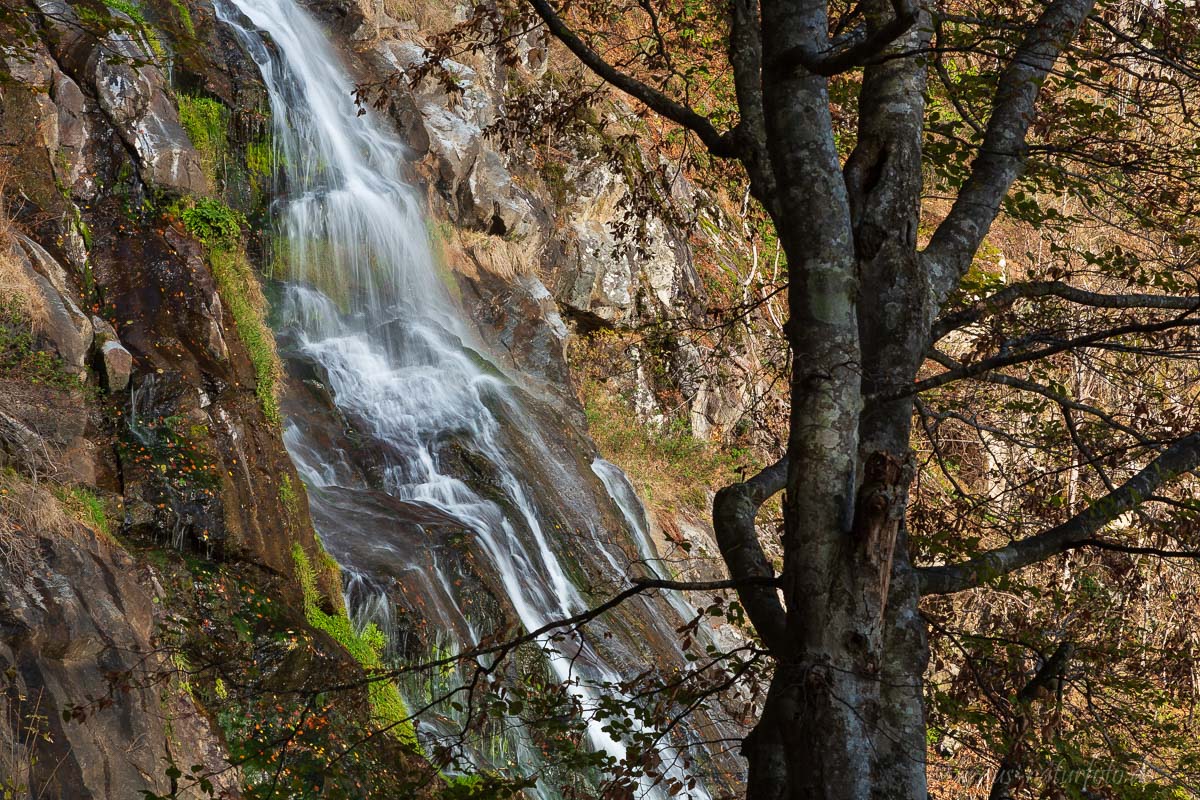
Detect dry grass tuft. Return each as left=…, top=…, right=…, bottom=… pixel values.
left=0, top=195, right=48, bottom=331
left=460, top=229, right=536, bottom=278
left=0, top=471, right=73, bottom=573
left=380, top=0, right=460, bottom=37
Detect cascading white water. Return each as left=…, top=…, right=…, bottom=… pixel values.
left=592, top=458, right=700, bottom=624
left=214, top=1, right=717, bottom=797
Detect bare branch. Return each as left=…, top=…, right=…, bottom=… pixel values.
left=523, top=0, right=739, bottom=157
left=322, top=575, right=778, bottom=695
left=934, top=363, right=1153, bottom=445
left=1076, top=539, right=1200, bottom=559
left=931, top=280, right=1200, bottom=342
left=922, top=0, right=1096, bottom=302
left=1061, top=404, right=1117, bottom=493
left=919, top=431, right=1200, bottom=595
left=906, top=315, right=1200, bottom=398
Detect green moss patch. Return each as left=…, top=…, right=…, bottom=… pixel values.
left=292, top=543, right=418, bottom=749
left=209, top=246, right=281, bottom=424
left=177, top=94, right=228, bottom=182
left=168, top=197, right=281, bottom=424
left=166, top=0, right=195, bottom=37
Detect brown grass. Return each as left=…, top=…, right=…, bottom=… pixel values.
left=0, top=471, right=73, bottom=573
left=380, top=0, right=459, bottom=37
left=570, top=332, right=753, bottom=519
left=459, top=229, right=536, bottom=278
left=0, top=194, right=47, bottom=330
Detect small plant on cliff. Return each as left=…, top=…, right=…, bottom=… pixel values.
left=173, top=197, right=245, bottom=249
left=0, top=225, right=77, bottom=390
left=54, top=485, right=114, bottom=540
left=120, top=400, right=221, bottom=551
left=166, top=0, right=194, bottom=37
left=0, top=225, right=47, bottom=328
left=0, top=471, right=72, bottom=571
left=245, top=137, right=274, bottom=179
left=278, top=474, right=301, bottom=517
left=121, top=411, right=219, bottom=496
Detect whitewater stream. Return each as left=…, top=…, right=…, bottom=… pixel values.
left=215, top=0, right=724, bottom=795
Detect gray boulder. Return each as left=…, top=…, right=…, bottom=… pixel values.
left=92, top=316, right=133, bottom=392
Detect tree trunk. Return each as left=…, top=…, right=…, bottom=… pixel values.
left=740, top=0, right=933, bottom=793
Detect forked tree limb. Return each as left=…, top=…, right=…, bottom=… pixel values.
left=919, top=431, right=1200, bottom=595
left=729, top=0, right=777, bottom=211
left=771, top=0, right=920, bottom=77
left=714, top=457, right=790, bottom=654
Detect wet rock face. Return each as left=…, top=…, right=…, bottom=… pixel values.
left=278, top=361, right=509, bottom=649
left=0, top=371, right=226, bottom=798
left=92, top=52, right=211, bottom=196
left=458, top=266, right=575, bottom=402
left=32, top=1, right=209, bottom=196
left=0, top=521, right=235, bottom=800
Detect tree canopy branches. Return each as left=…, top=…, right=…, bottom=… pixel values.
left=919, top=431, right=1200, bottom=595
left=922, top=0, right=1097, bottom=301
left=523, top=0, right=741, bottom=157
left=931, top=280, right=1200, bottom=342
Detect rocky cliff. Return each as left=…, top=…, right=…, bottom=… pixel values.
left=0, top=1, right=433, bottom=795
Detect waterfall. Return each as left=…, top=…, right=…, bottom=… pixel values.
left=591, top=458, right=700, bottom=625
left=214, top=1, right=719, bottom=796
